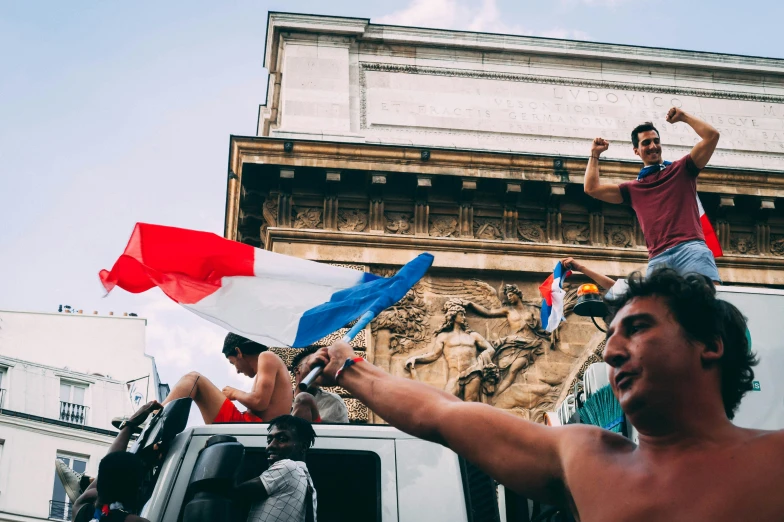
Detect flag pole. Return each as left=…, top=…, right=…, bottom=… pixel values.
left=298, top=310, right=375, bottom=391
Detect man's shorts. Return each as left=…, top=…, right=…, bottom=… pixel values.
left=213, top=398, right=263, bottom=424
left=647, top=240, right=721, bottom=283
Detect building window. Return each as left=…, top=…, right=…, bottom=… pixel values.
left=50, top=454, right=87, bottom=520
left=59, top=382, right=88, bottom=425
left=0, top=367, right=6, bottom=409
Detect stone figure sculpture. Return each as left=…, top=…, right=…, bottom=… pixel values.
left=464, top=284, right=551, bottom=396
left=405, top=299, right=498, bottom=403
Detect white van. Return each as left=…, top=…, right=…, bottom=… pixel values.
left=137, top=417, right=524, bottom=522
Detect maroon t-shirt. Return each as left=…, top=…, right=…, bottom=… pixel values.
left=619, top=154, right=704, bottom=258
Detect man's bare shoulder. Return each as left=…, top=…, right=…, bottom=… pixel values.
left=259, top=350, right=287, bottom=368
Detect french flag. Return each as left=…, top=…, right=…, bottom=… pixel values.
left=697, top=196, right=723, bottom=258
left=99, top=223, right=433, bottom=347
left=539, top=262, right=571, bottom=333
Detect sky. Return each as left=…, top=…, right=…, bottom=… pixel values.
left=1, top=0, right=782, bottom=415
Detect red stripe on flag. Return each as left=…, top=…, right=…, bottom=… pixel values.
left=700, top=214, right=723, bottom=258
left=696, top=196, right=723, bottom=258
left=539, top=274, right=554, bottom=306
left=99, top=223, right=255, bottom=304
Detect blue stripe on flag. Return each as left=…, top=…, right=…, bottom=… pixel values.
left=292, top=253, right=434, bottom=347
left=540, top=299, right=552, bottom=328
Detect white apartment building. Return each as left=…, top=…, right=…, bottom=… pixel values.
left=0, top=309, right=168, bottom=522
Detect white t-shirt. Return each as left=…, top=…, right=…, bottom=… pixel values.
left=313, top=389, right=349, bottom=424
left=604, top=279, right=629, bottom=301
left=247, top=459, right=317, bottom=522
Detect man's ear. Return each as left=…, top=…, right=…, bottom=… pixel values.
left=701, top=336, right=724, bottom=365
left=633, top=146, right=641, bottom=159
left=235, top=347, right=244, bottom=358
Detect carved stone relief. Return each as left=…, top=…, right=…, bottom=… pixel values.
left=772, top=236, right=784, bottom=256
left=605, top=226, right=633, bottom=248
left=293, top=207, right=323, bottom=229
left=384, top=212, right=413, bottom=234
left=337, top=209, right=368, bottom=232
left=370, top=275, right=595, bottom=423
left=730, top=233, right=759, bottom=255
left=473, top=218, right=503, bottom=240
left=517, top=221, right=546, bottom=243
left=429, top=215, right=459, bottom=237
left=262, top=198, right=278, bottom=228
left=563, top=224, right=590, bottom=244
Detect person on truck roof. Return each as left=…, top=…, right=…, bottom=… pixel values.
left=290, top=345, right=349, bottom=424
left=584, top=108, right=722, bottom=284
left=72, top=401, right=162, bottom=522
left=308, top=269, right=782, bottom=521
left=158, top=333, right=292, bottom=424
left=235, top=415, right=318, bottom=522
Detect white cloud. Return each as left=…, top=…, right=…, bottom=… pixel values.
left=377, top=0, right=591, bottom=39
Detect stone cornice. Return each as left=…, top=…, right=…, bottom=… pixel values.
left=361, top=62, right=784, bottom=104
left=265, top=228, right=784, bottom=286
left=225, top=136, right=784, bottom=239
left=264, top=12, right=784, bottom=76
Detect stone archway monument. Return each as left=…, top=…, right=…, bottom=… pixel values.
left=224, top=13, right=784, bottom=422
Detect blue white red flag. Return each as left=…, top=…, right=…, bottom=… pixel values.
left=100, top=223, right=433, bottom=347
left=539, top=261, right=571, bottom=333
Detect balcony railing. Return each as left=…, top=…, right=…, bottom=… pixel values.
left=59, top=401, right=89, bottom=425
left=49, top=500, right=73, bottom=520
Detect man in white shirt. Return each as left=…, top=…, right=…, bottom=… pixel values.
left=235, top=415, right=318, bottom=522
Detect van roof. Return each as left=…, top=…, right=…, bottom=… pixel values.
left=190, top=423, right=418, bottom=440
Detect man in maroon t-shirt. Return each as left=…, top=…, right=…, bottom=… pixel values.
left=583, top=107, right=721, bottom=282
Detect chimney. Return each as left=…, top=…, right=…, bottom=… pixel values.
left=123, top=312, right=128, bottom=317
left=93, top=311, right=98, bottom=315
left=109, top=311, right=114, bottom=316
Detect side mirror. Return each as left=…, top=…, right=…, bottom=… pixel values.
left=181, top=435, right=246, bottom=522
left=131, top=397, right=192, bottom=461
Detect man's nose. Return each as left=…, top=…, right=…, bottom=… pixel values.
left=602, top=334, right=630, bottom=368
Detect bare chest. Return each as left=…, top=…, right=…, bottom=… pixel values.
left=570, top=448, right=784, bottom=521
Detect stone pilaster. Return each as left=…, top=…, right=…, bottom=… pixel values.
left=277, top=168, right=295, bottom=228
left=458, top=179, right=476, bottom=238
left=414, top=176, right=431, bottom=236
left=546, top=183, right=565, bottom=243
left=756, top=197, right=776, bottom=255
left=369, top=173, right=386, bottom=232
left=503, top=182, right=521, bottom=241
left=323, top=170, right=341, bottom=230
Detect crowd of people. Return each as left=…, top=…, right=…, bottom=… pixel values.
left=53, top=110, right=784, bottom=521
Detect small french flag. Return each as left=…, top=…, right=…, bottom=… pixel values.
left=697, top=196, right=723, bottom=258
left=539, top=262, right=572, bottom=333
left=100, top=223, right=433, bottom=347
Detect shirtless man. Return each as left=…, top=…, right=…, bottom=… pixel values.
left=405, top=299, right=496, bottom=402
left=584, top=107, right=722, bottom=283
left=310, top=269, right=781, bottom=521
left=161, top=333, right=292, bottom=424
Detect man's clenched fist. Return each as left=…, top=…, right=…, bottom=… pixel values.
left=591, top=138, right=610, bottom=156
left=666, top=107, right=685, bottom=124
left=311, top=341, right=357, bottom=387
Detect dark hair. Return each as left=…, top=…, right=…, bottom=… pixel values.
left=631, top=122, right=660, bottom=148
left=222, top=332, right=268, bottom=358
left=96, top=451, right=144, bottom=509
left=605, top=268, right=757, bottom=419
left=290, top=345, right=320, bottom=372
left=268, top=415, right=317, bottom=448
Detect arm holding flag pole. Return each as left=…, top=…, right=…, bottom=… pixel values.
left=298, top=310, right=375, bottom=391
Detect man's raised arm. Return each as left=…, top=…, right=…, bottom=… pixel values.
left=313, top=342, right=575, bottom=505
left=666, top=107, right=720, bottom=170
left=584, top=138, right=623, bottom=204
